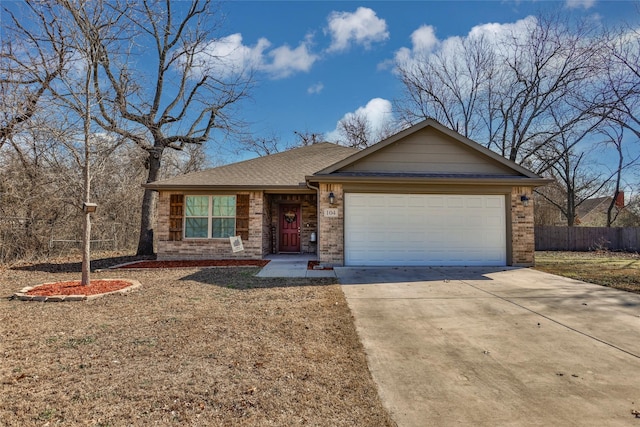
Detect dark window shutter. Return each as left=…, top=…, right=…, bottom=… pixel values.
left=169, top=194, right=184, bottom=241
left=236, top=194, right=250, bottom=241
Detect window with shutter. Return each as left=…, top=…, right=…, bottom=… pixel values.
left=235, top=194, right=250, bottom=241
left=169, top=194, right=184, bottom=241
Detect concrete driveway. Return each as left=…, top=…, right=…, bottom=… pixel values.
left=336, top=267, right=640, bottom=427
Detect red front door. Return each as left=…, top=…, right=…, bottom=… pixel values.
left=279, top=204, right=300, bottom=252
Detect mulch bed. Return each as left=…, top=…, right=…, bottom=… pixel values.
left=116, top=259, right=270, bottom=269
left=13, top=278, right=143, bottom=301
left=26, top=280, right=132, bottom=296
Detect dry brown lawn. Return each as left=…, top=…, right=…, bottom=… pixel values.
left=0, top=254, right=395, bottom=427
left=535, top=251, right=640, bottom=294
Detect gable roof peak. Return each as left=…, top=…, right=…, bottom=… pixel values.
left=314, top=118, right=543, bottom=179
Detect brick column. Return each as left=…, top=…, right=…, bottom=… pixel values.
left=318, top=183, right=344, bottom=266
left=511, top=186, right=535, bottom=266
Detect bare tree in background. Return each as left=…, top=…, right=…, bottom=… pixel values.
left=237, top=132, right=282, bottom=156
left=336, top=113, right=370, bottom=149
left=604, top=22, right=640, bottom=141
left=1, top=0, right=248, bottom=261
left=4, top=0, right=254, bottom=257
left=0, top=8, right=69, bottom=148
left=82, top=0, right=252, bottom=255
left=397, top=33, right=495, bottom=140
left=334, top=111, right=397, bottom=149
left=0, top=2, right=66, bottom=149
left=597, top=118, right=640, bottom=227
left=396, top=14, right=604, bottom=165
left=293, top=129, right=324, bottom=146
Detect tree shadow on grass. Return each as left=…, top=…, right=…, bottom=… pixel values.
left=10, top=254, right=155, bottom=273
left=179, top=268, right=336, bottom=290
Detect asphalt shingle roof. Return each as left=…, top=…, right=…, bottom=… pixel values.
left=147, top=142, right=359, bottom=189
left=576, top=197, right=611, bottom=218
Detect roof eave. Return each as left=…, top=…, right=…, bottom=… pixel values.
left=143, top=183, right=313, bottom=192
left=306, top=175, right=553, bottom=187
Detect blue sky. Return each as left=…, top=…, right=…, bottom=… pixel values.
left=211, top=0, right=640, bottom=162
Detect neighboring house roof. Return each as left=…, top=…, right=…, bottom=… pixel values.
left=576, top=197, right=611, bottom=219
left=145, top=142, right=359, bottom=190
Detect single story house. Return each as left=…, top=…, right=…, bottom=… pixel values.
left=145, top=119, right=550, bottom=266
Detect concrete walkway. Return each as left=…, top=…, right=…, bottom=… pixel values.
left=337, top=266, right=640, bottom=427
left=255, top=254, right=336, bottom=278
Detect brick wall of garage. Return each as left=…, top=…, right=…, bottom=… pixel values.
left=316, top=184, right=537, bottom=267
left=511, top=186, right=535, bottom=266
left=318, top=183, right=344, bottom=265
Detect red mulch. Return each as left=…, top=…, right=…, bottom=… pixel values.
left=308, top=261, right=333, bottom=270
left=117, top=259, right=270, bottom=269
left=26, top=280, right=132, bottom=296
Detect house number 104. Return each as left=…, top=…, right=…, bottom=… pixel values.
left=323, top=208, right=339, bottom=217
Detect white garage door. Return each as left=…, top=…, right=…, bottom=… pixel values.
left=344, top=193, right=506, bottom=266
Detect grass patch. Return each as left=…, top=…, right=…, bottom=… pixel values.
left=535, top=251, right=640, bottom=294
left=0, top=259, right=394, bottom=426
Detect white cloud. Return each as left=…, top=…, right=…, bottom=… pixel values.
left=392, top=16, right=536, bottom=71
left=411, top=25, right=439, bottom=54
left=189, top=33, right=267, bottom=78
left=326, top=7, right=389, bottom=52
left=262, top=41, right=318, bottom=78
left=188, top=33, right=318, bottom=80
left=392, top=25, right=438, bottom=66
left=326, top=98, right=394, bottom=142
left=307, top=82, right=324, bottom=94
left=565, top=0, right=596, bottom=9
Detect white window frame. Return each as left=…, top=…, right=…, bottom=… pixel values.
left=184, top=195, right=236, bottom=239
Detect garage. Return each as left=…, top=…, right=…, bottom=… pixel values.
left=344, top=193, right=506, bottom=266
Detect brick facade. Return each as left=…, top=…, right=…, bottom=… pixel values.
left=156, top=185, right=537, bottom=266
left=317, top=183, right=344, bottom=266
left=156, top=191, right=319, bottom=260
left=510, top=186, right=535, bottom=266
left=156, top=191, right=265, bottom=260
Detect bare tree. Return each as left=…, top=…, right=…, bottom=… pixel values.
left=535, top=149, right=609, bottom=226
left=397, top=32, right=495, bottom=140
left=237, top=132, right=282, bottom=156
left=596, top=119, right=640, bottom=227
left=293, top=129, right=324, bottom=146
left=396, top=14, right=604, bottom=165
left=160, top=143, right=209, bottom=176
left=332, top=112, right=398, bottom=149
left=0, top=2, right=67, bottom=148
left=47, top=0, right=127, bottom=283
left=80, top=0, right=252, bottom=255
left=335, top=113, right=373, bottom=149
left=604, top=23, right=640, bottom=140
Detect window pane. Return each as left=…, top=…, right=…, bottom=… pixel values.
left=213, top=196, right=236, bottom=217
left=185, top=218, right=208, bottom=238
left=186, top=196, right=209, bottom=217
left=212, top=218, right=235, bottom=238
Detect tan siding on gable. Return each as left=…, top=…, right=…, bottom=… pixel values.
left=339, top=127, right=519, bottom=175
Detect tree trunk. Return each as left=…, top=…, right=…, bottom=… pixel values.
left=136, top=148, right=163, bottom=256
left=81, top=209, right=91, bottom=285
left=566, top=190, right=576, bottom=227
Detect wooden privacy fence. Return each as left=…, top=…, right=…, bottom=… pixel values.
left=535, top=226, right=640, bottom=252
